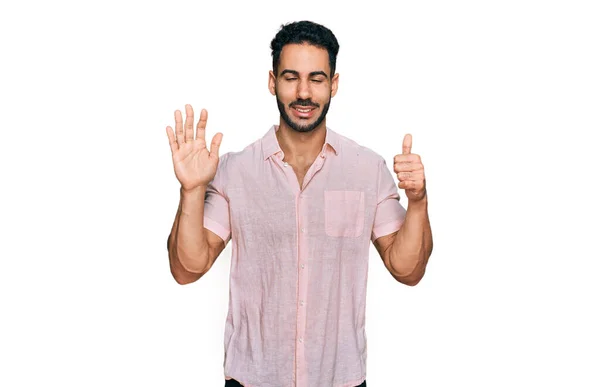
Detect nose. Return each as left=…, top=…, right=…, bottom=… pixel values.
left=296, top=78, right=311, bottom=100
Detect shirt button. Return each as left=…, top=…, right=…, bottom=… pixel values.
left=301, top=264, right=305, bottom=269
left=283, top=161, right=289, bottom=167
left=299, top=337, right=303, bottom=343
left=300, top=300, right=304, bottom=306
left=301, top=227, right=306, bottom=233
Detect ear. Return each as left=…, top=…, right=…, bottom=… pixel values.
left=268, top=70, right=276, bottom=96
left=331, top=73, right=339, bottom=97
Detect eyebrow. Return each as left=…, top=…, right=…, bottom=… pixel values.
left=280, top=69, right=329, bottom=79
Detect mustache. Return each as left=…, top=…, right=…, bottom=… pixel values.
left=289, top=100, right=319, bottom=108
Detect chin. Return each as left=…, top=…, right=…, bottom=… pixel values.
left=292, top=121, right=319, bottom=133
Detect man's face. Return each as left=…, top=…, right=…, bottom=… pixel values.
left=269, top=43, right=339, bottom=133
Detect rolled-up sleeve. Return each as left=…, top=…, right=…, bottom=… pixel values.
left=204, top=153, right=231, bottom=245
left=371, top=157, right=407, bottom=242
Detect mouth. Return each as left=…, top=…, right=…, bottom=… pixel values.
left=291, top=105, right=317, bottom=118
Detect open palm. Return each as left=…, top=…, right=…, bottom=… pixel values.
left=166, top=104, right=223, bottom=192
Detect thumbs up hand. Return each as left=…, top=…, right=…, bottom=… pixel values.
left=393, top=134, right=427, bottom=202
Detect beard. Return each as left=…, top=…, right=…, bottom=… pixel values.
left=276, top=90, right=331, bottom=133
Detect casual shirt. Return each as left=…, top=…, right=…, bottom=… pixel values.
left=203, top=124, right=406, bottom=387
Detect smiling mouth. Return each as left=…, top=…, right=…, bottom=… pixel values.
left=292, top=106, right=316, bottom=113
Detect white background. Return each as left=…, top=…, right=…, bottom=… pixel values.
left=1, top=0, right=599, bottom=386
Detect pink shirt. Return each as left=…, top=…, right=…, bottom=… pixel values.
left=204, top=125, right=406, bottom=387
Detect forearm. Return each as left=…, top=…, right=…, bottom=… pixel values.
left=389, top=195, right=433, bottom=283
left=168, top=186, right=210, bottom=275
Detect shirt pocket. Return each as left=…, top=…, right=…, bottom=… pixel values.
left=324, top=190, right=365, bottom=237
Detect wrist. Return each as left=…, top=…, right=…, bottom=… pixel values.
left=180, top=185, right=207, bottom=197
left=407, top=193, right=428, bottom=209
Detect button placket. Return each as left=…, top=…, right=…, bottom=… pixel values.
left=295, top=190, right=309, bottom=385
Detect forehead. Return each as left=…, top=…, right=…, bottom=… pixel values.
left=278, top=43, right=330, bottom=74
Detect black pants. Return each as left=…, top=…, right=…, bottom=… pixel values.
left=225, top=378, right=366, bottom=387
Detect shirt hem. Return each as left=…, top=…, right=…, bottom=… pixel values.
left=204, top=216, right=231, bottom=244
left=371, top=219, right=403, bottom=242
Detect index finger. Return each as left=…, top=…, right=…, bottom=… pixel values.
left=402, top=133, right=412, bottom=155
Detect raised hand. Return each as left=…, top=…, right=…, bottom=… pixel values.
left=166, top=104, right=223, bottom=192
left=393, top=134, right=426, bottom=202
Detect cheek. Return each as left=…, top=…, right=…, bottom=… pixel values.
left=315, top=88, right=331, bottom=103
left=276, top=85, right=296, bottom=102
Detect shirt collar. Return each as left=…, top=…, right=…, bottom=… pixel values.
left=261, top=125, right=340, bottom=161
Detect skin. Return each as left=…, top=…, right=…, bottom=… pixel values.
left=166, top=42, right=433, bottom=286
left=373, top=134, right=433, bottom=286
left=165, top=106, right=226, bottom=283
left=268, top=43, right=339, bottom=182
left=267, top=43, right=432, bottom=285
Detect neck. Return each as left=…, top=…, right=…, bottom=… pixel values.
left=275, top=120, right=326, bottom=164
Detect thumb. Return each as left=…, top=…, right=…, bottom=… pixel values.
left=402, top=133, right=412, bottom=155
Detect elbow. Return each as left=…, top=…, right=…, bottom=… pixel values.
left=172, top=272, right=200, bottom=285
left=175, top=243, right=209, bottom=274
left=398, top=274, right=423, bottom=286
left=168, top=244, right=206, bottom=285
left=169, top=256, right=205, bottom=285
left=392, top=247, right=431, bottom=286
left=177, top=254, right=207, bottom=275
left=394, top=266, right=425, bottom=286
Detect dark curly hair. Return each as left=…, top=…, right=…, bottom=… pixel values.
left=270, top=20, right=340, bottom=78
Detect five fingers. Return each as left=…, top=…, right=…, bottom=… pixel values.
left=166, top=105, right=221, bottom=156
left=395, top=134, right=424, bottom=187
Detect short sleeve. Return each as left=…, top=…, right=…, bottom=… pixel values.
left=371, top=157, right=407, bottom=242
left=204, top=153, right=231, bottom=245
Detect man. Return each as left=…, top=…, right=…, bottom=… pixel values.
left=166, top=20, right=433, bottom=387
